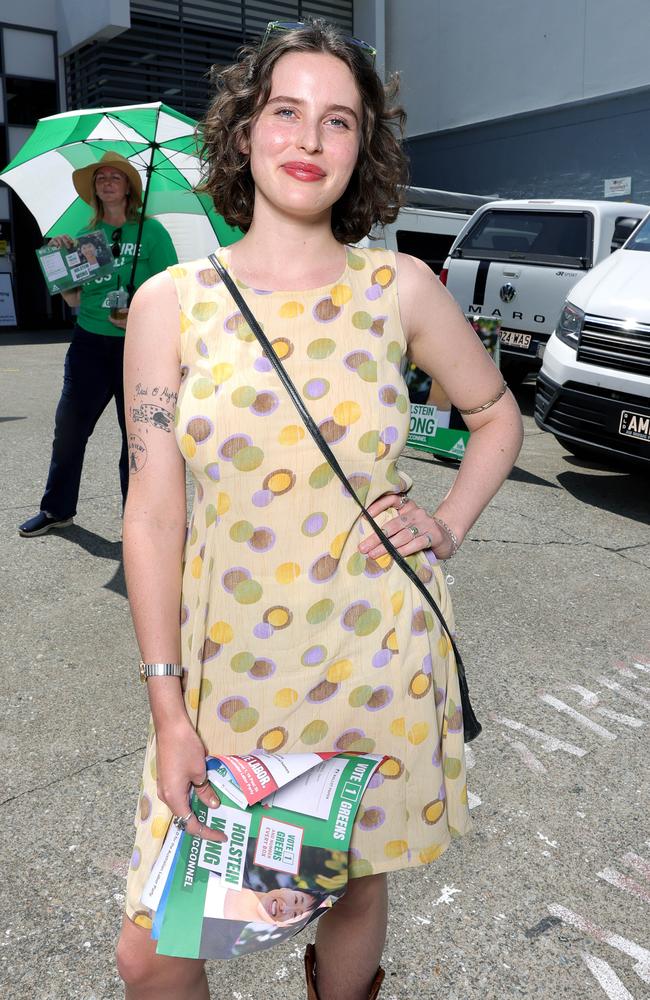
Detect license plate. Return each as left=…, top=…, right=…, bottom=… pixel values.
left=619, top=410, right=650, bottom=441
left=500, top=330, right=532, bottom=349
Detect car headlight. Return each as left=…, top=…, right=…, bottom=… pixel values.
left=555, top=302, right=584, bottom=349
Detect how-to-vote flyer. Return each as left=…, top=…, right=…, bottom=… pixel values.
left=141, top=751, right=384, bottom=960
left=36, top=230, right=114, bottom=294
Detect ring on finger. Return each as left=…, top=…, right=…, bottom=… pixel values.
left=194, top=774, right=210, bottom=790
left=398, top=494, right=408, bottom=507
left=173, top=811, right=193, bottom=832
left=425, top=533, right=433, bottom=547
left=409, top=525, right=419, bottom=537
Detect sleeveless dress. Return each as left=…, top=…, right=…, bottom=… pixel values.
left=125, top=246, right=471, bottom=927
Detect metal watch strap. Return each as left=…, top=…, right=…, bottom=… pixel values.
left=139, top=661, right=183, bottom=682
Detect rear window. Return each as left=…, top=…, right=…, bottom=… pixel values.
left=454, top=210, right=591, bottom=267
left=624, top=212, right=650, bottom=251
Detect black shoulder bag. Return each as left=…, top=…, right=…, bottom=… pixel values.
left=208, top=253, right=481, bottom=743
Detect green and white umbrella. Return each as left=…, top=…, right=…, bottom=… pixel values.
left=0, top=101, right=240, bottom=261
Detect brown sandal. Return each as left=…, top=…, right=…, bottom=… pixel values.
left=305, top=943, right=385, bottom=999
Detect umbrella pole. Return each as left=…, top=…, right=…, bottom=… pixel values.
left=126, top=143, right=157, bottom=304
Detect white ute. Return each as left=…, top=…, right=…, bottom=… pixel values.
left=377, top=187, right=494, bottom=274
left=535, top=209, right=650, bottom=466
left=441, top=199, right=649, bottom=385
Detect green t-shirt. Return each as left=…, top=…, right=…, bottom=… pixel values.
left=77, top=217, right=178, bottom=337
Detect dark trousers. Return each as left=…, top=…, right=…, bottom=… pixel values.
left=41, top=324, right=128, bottom=519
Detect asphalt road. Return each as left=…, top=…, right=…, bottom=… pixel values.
left=1, top=332, right=649, bottom=1000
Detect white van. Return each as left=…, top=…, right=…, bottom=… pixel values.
left=535, top=210, right=650, bottom=466
left=441, top=199, right=649, bottom=384
left=373, top=187, right=495, bottom=274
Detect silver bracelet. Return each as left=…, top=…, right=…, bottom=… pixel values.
left=139, top=661, right=183, bottom=683
left=431, top=516, right=460, bottom=559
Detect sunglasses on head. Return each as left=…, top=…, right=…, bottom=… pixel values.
left=261, top=20, right=376, bottom=65
left=111, top=228, right=122, bottom=259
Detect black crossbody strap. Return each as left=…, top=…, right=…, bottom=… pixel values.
left=208, top=253, right=481, bottom=741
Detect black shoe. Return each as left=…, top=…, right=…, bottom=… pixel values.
left=18, top=511, right=74, bottom=537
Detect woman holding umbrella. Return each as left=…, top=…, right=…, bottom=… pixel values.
left=18, top=151, right=178, bottom=537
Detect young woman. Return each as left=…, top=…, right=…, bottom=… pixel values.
left=118, top=21, right=523, bottom=1000
left=18, top=151, right=177, bottom=537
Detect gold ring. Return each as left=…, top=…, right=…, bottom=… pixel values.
left=194, top=775, right=210, bottom=790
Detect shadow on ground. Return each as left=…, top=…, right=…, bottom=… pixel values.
left=558, top=467, right=648, bottom=524
left=47, top=524, right=127, bottom=597
left=406, top=448, right=558, bottom=490
left=1, top=329, right=73, bottom=346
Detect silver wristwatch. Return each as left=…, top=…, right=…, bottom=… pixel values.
left=139, top=660, right=183, bottom=683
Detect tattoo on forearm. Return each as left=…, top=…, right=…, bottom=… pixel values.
left=128, top=433, right=148, bottom=474
left=135, top=382, right=178, bottom=406
left=131, top=401, right=174, bottom=432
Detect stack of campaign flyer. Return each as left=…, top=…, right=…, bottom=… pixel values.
left=36, top=230, right=114, bottom=294
left=142, top=750, right=385, bottom=959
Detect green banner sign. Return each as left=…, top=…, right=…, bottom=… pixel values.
left=405, top=314, right=501, bottom=461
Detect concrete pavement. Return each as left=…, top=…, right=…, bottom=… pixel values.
left=1, top=332, right=649, bottom=999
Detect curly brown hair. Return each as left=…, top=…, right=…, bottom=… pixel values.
left=198, top=21, right=408, bottom=244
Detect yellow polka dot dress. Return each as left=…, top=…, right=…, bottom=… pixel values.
left=125, top=247, right=471, bottom=925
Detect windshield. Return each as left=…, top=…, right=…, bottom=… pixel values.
left=454, top=209, right=591, bottom=266
left=624, top=212, right=650, bottom=251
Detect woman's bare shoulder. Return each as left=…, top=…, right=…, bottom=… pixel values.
left=130, top=268, right=177, bottom=308
left=126, top=270, right=181, bottom=359
left=394, top=251, right=453, bottom=339
left=395, top=251, right=442, bottom=292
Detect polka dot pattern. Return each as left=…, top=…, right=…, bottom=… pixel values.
left=125, top=246, right=470, bottom=925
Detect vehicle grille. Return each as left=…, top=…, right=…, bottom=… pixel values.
left=577, top=315, right=650, bottom=375
left=535, top=372, right=650, bottom=460
left=534, top=374, right=554, bottom=414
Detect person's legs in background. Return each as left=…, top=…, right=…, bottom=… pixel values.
left=19, top=326, right=113, bottom=535
left=41, top=326, right=114, bottom=517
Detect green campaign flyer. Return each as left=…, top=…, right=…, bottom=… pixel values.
left=36, top=230, right=114, bottom=294
left=143, top=751, right=384, bottom=960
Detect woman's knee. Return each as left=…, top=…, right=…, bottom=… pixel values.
left=116, top=916, right=206, bottom=992
left=116, top=918, right=156, bottom=987
left=338, top=872, right=387, bottom=913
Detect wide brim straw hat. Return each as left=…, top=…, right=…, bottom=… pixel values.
left=72, top=151, right=143, bottom=204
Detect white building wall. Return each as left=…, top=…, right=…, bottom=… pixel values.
left=0, top=0, right=130, bottom=57
left=381, top=0, right=650, bottom=137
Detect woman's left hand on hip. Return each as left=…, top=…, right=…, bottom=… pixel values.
left=358, top=493, right=456, bottom=561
